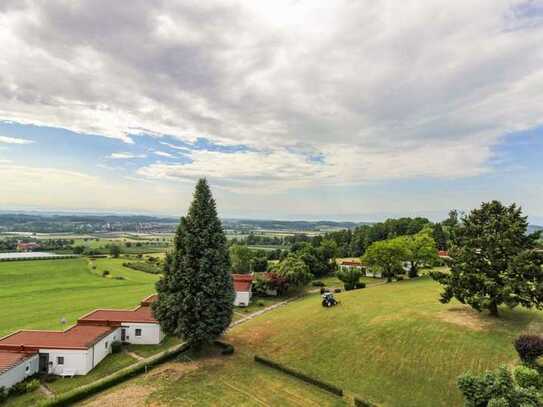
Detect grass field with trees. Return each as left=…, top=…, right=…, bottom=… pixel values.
left=0, top=257, right=159, bottom=337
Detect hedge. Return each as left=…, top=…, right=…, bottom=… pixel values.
left=254, top=355, right=343, bottom=397
left=40, top=342, right=189, bottom=406
left=354, top=396, right=377, bottom=407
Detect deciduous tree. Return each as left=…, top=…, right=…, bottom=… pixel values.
left=363, top=238, right=408, bottom=282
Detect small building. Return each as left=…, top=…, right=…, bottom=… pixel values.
left=232, top=274, right=253, bottom=307
left=0, top=350, right=39, bottom=389
left=78, top=294, right=163, bottom=345
left=0, top=325, right=119, bottom=376
left=16, top=242, right=41, bottom=252
left=337, top=259, right=365, bottom=271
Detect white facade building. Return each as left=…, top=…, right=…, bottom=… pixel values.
left=0, top=351, right=39, bottom=389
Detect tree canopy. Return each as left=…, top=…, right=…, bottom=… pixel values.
left=363, top=238, right=409, bottom=282
left=431, top=200, right=543, bottom=317
left=152, top=179, right=234, bottom=347
left=401, top=230, right=438, bottom=278
left=277, top=253, right=313, bottom=290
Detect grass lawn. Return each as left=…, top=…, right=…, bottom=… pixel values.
left=79, top=347, right=347, bottom=407
left=47, top=352, right=137, bottom=394
left=317, top=274, right=384, bottom=289
left=3, top=389, right=48, bottom=407
left=0, top=258, right=158, bottom=337
left=225, top=276, right=543, bottom=407
left=125, top=336, right=183, bottom=358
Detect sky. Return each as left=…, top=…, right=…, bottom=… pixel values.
left=0, top=1, right=542, bottom=223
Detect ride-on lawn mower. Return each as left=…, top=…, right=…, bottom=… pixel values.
left=322, top=292, right=338, bottom=307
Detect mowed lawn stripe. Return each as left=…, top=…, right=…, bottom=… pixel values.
left=0, top=258, right=158, bottom=337
left=226, top=276, right=543, bottom=407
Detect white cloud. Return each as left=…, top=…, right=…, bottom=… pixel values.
left=0, top=1, right=542, bottom=187
left=153, top=150, right=174, bottom=158
left=0, top=135, right=34, bottom=144
left=109, top=152, right=146, bottom=159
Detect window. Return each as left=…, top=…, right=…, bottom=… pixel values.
left=135, top=328, right=142, bottom=337
left=57, top=357, right=64, bottom=365
left=105, top=341, right=109, bottom=349
left=25, top=365, right=29, bottom=372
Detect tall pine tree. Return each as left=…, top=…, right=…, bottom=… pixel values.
left=152, top=179, right=234, bottom=348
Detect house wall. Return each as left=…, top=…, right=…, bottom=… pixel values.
left=121, top=323, right=162, bottom=345
left=234, top=291, right=251, bottom=307
left=41, top=328, right=120, bottom=376
left=0, top=354, right=39, bottom=389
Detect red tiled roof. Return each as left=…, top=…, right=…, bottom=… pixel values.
left=438, top=250, right=449, bottom=257
left=234, top=281, right=252, bottom=292
left=0, top=325, right=116, bottom=351
left=232, top=274, right=254, bottom=282
left=340, top=260, right=363, bottom=266
left=0, top=350, right=36, bottom=374
left=78, top=305, right=157, bottom=326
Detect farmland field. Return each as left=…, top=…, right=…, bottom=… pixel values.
left=0, top=257, right=159, bottom=337
left=225, top=276, right=543, bottom=406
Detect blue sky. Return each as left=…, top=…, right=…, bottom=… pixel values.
left=0, top=1, right=542, bottom=224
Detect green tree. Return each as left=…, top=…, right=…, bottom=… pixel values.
left=336, top=267, right=362, bottom=290
left=277, top=254, right=313, bottom=290
left=363, top=238, right=408, bottom=282
left=402, top=230, right=438, bottom=278
left=229, top=244, right=253, bottom=274
left=110, top=244, right=121, bottom=258
left=152, top=179, right=234, bottom=348
left=431, top=201, right=543, bottom=317
left=432, top=223, right=448, bottom=251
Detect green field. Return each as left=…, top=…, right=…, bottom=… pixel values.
left=226, top=277, right=543, bottom=406
left=0, top=258, right=159, bottom=337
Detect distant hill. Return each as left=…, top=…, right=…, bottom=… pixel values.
left=222, top=218, right=367, bottom=232
left=528, top=225, right=543, bottom=234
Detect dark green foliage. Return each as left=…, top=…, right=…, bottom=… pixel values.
left=277, top=254, right=313, bottom=290
left=312, top=280, right=325, bottom=287
left=109, top=245, right=121, bottom=258
left=336, top=267, right=362, bottom=290
left=514, top=335, right=543, bottom=364
left=457, top=365, right=541, bottom=407
left=432, top=201, right=543, bottom=316
left=254, top=355, right=344, bottom=397
left=122, top=261, right=161, bottom=274
left=153, top=179, right=234, bottom=348
left=432, top=223, right=448, bottom=251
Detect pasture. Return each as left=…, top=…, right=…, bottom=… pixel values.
left=226, top=277, right=543, bottom=406
left=0, top=257, right=159, bottom=337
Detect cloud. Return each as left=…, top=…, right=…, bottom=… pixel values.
left=0, top=1, right=542, bottom=186
left=0, top=135, right=34, bottom=144
left=153, top=150, right=174, bottom=158
left=109, top=152, right=146, bottom=159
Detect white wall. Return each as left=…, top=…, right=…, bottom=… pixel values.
left=234, top=291, right=251, bottom=307
left=0, top=354, right=39, bottom=389
left=41, top=328, right=120, bottom=376
left=121, top=323, right=162, bottom=345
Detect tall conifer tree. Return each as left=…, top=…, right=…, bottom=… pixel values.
left=153, top=179, right=234, bottom=347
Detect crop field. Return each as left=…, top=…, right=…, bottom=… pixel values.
left=226, top=276, right=543, bottom=406
left=0, top=257, right=159, bottom=337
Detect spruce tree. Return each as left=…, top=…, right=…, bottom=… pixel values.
left=152, top=179, right=234, bottom=348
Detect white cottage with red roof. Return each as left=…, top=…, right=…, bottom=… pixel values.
left=0, top=350, right=39, bottom=389
left=78, top=294, right=163, bottom=345
left=233, top=274, right=253, bottom=307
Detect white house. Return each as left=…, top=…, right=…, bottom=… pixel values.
left=0, top=350, right=39, bottom=389
left=0, top=325, right=120, bottom=377
left=233, top=274, right=253, bottom=307
left=78, top=294, right=164, bottom=345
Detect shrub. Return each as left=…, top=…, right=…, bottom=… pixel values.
left=0, top=387, right=7, bottom=403
left=257, top=301, right=265, bottom=307
left=514, top=335, right=543, bottom=364
left=254, top=355, right=343, bottom=396
left=102, top=270, right=110, bottom=277
left=312, top=280, right=325, bottom=287
left=25, top=378, right=40, bottom=393
left=111, top=341, right=122, bottom=354
left=355, top=282, right=366, bottom=289
left=334, top=288, right=341, bottom=293
left=336, top=268, right=362, bottom=291
left=513, top=365, right=541, bottom=389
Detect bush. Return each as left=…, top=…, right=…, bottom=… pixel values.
left=513, top=365, right=541, bottom=389
left=25, top=378, right=40, bottom=393
left=334, top=288, right=341, bottom=293
left=254, top=355, right=343, bottom=396
left=355, top=282, right=366, bottom=289
left=111, top=341, right=122, bottom=354
left=102, top=270, right=110, bottom=277
left=214, top=341, right=235, bottom=355
left=0, top=387, right=7, bottom=403
left=514, top=335, right=543, bottom=364
left=312, top=280, right=325, bottom=287
left=257, top=301, right=265, bottom=307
